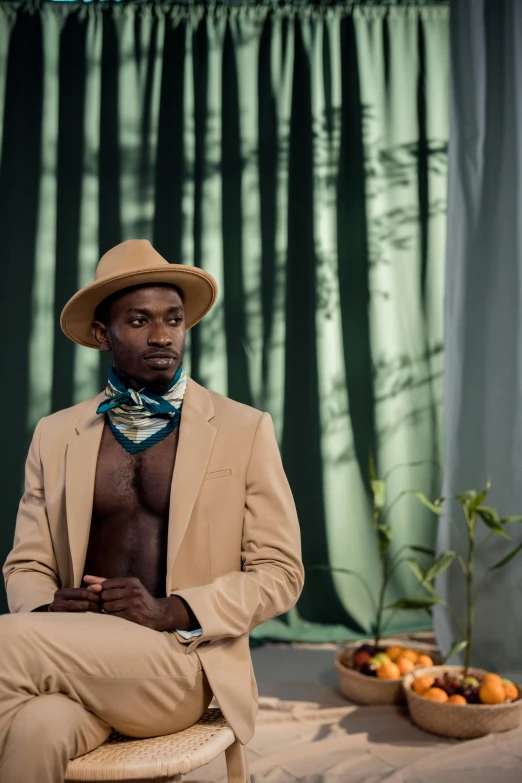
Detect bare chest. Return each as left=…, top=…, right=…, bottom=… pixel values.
left=93, top=421, right=179, bottom=518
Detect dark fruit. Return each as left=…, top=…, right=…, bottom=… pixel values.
left=354, top=650, right=372, bottom=667
left=358, top=643, right=376, bottom=656
left=359, top=662, right=378, bottom=677
left=464, top=687, right=480, bottom=704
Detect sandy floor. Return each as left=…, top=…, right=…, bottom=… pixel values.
left=184, top=641, right=522, bottom=783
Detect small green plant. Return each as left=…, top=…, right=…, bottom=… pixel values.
left=415, top=481, right=522, bottom=671
left=310, top=459, right=451, bottom=648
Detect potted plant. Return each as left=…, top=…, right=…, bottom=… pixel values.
left=403, top=481, right=522, bottom=738
left=312, top=459, right=450, bottom=705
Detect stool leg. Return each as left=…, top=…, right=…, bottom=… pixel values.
left=225, top=738, right=250, bottom=783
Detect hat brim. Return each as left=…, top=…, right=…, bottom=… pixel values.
left=60, top=265, right=218, bottom=349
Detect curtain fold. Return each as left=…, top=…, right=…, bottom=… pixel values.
left=438, top=0, right=522, bottom=679
left=0, top=2, right=449, bottom=641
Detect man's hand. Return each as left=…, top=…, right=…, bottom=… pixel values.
left=49, top=587, right=101, bottom=613
left=85, top=575, right=177, bottom=631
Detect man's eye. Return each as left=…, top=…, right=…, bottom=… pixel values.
left=130, top=318, right=147, bottom=325
left=168, top=317, right=183, bottom=324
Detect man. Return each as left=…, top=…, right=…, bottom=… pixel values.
left=1, top=239, right=304, bottom=782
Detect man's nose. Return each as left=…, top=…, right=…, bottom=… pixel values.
left=148, top=323, right=172, bottom=345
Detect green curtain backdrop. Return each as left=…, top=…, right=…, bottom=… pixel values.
left=0, top=1, right=449, bottom=640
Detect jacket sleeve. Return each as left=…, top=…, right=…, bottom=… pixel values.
left=171, top=412, right=304, bottom=651
left=3, top=418, right=60, bottom=612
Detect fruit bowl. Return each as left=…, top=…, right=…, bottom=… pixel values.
left=403, top=665, right=522, bottom=739
left=335, top=640, right=440, bottom=706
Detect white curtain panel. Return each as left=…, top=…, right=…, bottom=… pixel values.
left=438, top=0, right=522, bottom=680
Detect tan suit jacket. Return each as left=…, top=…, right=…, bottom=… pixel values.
left=3, top=377, right=304, bottom=745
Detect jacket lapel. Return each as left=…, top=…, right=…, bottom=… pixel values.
left=166, top=378, right=216, bottom=592
left=64, top=379, right=216, bottom=592
left=65, top=394, right=105, bottom=587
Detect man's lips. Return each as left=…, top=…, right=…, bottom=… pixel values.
left=144, top=352, right=176, bottom=359
left=143, top=352, right=176, bottom=368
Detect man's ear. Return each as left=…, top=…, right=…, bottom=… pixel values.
left=92, top=321, right=111, bottom=353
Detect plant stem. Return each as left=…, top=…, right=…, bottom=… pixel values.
left=465, top=509, right=475, bottom=673
left=374, top=557, right=389, bottom=648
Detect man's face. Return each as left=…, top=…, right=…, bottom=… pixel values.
left=92, top=285, right=186, bottom=392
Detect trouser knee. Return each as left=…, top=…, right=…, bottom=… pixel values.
left=7, top=695, right=70, bottom=751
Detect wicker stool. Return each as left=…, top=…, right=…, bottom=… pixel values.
left=65, top=708, right=249, bottom=783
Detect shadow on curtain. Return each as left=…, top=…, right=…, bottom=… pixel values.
left=0, top=1, right=449, bottom=641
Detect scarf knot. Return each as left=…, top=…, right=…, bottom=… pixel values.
left=96, top=365, right=186, bottom=454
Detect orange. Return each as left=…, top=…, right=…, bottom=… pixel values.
left=376, top=662, right=401, bottom=680
left=415, top=655, right=434, bottom=668
left=423, top=687, right=449, bottom=703
left=482, top=673, right=502, bottom=687
left=479, top=682, right=505, bottom=705
left=502, top=681, right=519, bottom=701
left=396, top=656, right=415, bottom=674
left=412, top=675, right=435, bottom=695
left=448, top=694, right=467, bottom=705
left=385, top=645, right=404, bottom=662
left=401, top=649, right=419, bottom=664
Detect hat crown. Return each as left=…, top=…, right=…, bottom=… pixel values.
left=96, top=239, right=169, bottom=281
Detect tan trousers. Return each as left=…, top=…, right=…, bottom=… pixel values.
left=0, top=612, right=212, bottom=783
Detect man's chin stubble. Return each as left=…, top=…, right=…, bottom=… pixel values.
left=146, top=374, right=176, bottom=396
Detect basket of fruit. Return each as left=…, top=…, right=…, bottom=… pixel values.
left=403, top=666, right=522, bottom=738
left=408, top=482, right=522, bottom=737
left=336, top=642, right=438, bottom=705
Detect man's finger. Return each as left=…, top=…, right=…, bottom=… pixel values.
left=100, top=587, right=128, bottom=603
left=98, top=577, right=141, bottom=591
left=86, top=584, right=103, bottom=593
left=102, top=599, right=129, bottom=614
left=83, top=575, right=106, bottom=585
left=56, top=588, right=100, bottom=603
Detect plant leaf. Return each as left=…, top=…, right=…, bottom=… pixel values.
left=501, top=515, right=522, bottom=525
left=456, top=490, right=477, bottom=504
left=371, top=480, right=386, bottom=512
left=476, top=506, right=509, bottom=538
left=405, top=558, right=439, bottom=597
left=469, top=481, right=491, bottom=511
left=405, top=558, right=425, bottom=583
left=409, top=545, right=436, bottom=556
left=424, top=551, right=456, bottom=582
left=489, top=543, right=522, bottom=570
left=456, top=553, right=468, bottom=576
left=377, top=524, right=392, bottom=554
left=476, top=505, right=500, bottom=523
left=368, top=455, right=377, bottom=483
left=443, top=640, right=468, bottom=663
left=385, top=596, right=443, bottom=611
left=411, top=491, right=443, bottom=515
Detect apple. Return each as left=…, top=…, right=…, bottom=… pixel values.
left=462, top=676, right=479, bottom=687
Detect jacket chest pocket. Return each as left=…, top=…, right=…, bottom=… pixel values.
left=204, top=469, right=232, bottom=481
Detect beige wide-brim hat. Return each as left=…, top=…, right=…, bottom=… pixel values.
left=60, top=240, right=218, bottom=349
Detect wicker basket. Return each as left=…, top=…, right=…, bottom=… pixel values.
left=335, top=642, right=439, bottom=706
left=403, top=665, right=522, bottom=739
left=336, top=649, right=403, bottom=704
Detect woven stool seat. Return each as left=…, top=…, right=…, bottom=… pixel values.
left=65, top=708, right=249, bottom=782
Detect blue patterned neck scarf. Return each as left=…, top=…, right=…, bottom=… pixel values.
left=96, top=365, right=187, bottom=454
